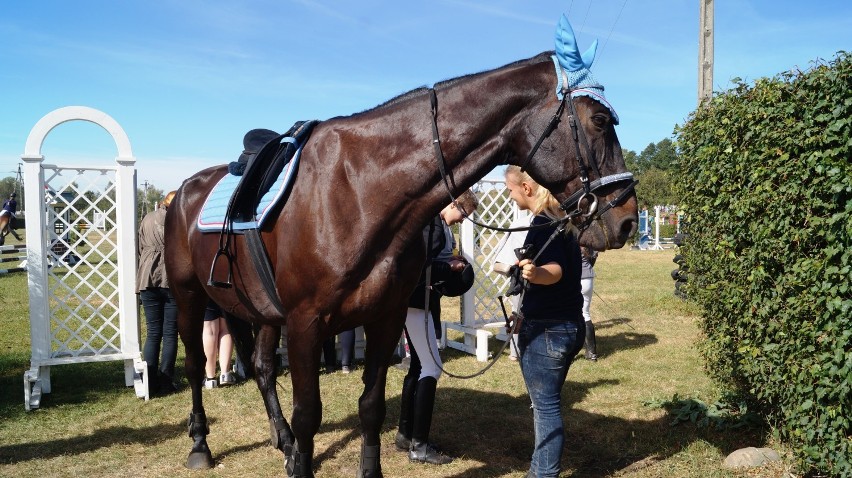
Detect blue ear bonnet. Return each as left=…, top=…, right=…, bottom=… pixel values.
left=553, top=14, right=619, bottom=125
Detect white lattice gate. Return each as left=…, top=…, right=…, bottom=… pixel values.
left=445, top=178, right=525, bottom=361
left=21, top=106, right=146, bottom=410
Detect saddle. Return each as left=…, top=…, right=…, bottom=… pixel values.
left=207, top=120, right=319, bottom=314
left=226, top=120, right=319, bottom=224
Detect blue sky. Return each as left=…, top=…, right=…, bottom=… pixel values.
left=1, top=1, right=849, bottom=192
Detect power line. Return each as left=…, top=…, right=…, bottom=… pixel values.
left=579, top=0, right=593, bottom=35
left=596, top=0, right=629, bottom=66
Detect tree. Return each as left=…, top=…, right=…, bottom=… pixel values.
left=622, top=138, right=681, bottom=208
left=622, top=149, right=640, bottom=174
left=0, top=176, right=20, bottom=199
left=137, top=185, right=164, bottom=222
left=636, top=138, right=678, bottom=173
left=635, top=168, right=677, bottom=208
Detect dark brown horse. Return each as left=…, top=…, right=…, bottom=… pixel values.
left=0, top=212, right=17, bottom=246
left=165, top=50, right=638, bottom=477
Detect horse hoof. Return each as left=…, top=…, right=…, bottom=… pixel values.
left=186, top=451, right=215, bottom=469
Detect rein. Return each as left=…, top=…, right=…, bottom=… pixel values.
left=421, top=61, right=637, bottom=377
left=429, top=88, right=569, bottom=234
left=427, top=80, right=635, bottom=235
left=419, top=214, right=571, bottom=379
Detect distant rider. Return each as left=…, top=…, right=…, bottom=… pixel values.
left=1, top=193, right=22, bottom=240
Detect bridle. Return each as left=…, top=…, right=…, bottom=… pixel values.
left=428, top=55, right=637, bottom=234
left=420, top=58, right=639, bottom=378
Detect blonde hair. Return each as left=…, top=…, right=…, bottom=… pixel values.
left=505, top=166, right=564, bottom=220
left=162, top=190, right=177, bottom=209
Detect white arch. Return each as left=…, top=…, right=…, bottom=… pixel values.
left=24, top=106, right=134, bottom=160
left=21, top=106, right=144, bottom=409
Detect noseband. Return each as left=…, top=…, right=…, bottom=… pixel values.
left=428, top=61, right=637, bottom=234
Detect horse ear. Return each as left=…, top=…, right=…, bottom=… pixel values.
left=555, top=14, right=584, bottom=72
left=581, top=39, right=598, bottom=70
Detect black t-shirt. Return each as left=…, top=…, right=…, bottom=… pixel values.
left=519, top=215, right=583, bottom=323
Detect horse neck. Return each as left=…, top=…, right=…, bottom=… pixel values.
left=308, top=57, right=553, bottom=246
left=393, top=59, right=553, bottom=227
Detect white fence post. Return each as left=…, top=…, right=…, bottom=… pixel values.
left=447, top=179, right=519, bottom=361
left=21, top=150, right=51, bottom=405
left=115, top=157, right=140, bottom=387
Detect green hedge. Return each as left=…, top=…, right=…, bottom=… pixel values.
left=675, top=52, right=851, bottom=476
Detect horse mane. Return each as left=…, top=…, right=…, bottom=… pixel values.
left=331, top=51, right=554, bottom=119
left=433, top=51, right=553, bottom=90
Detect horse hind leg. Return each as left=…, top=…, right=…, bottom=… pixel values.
left=251, top=325, right=297, bottom=469
left=174, top=287, right=214, bottom=469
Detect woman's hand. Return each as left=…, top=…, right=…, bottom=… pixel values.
left=518, top=259, right=562, bottom=285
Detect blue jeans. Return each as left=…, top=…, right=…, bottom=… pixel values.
left=140, top=287, right=178, bottom=379
left=519, top=319, right=584, bottom=478
left=338, top=329, right=356, bottom=367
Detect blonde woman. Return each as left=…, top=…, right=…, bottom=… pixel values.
left=504, top=166, right=584, bottom=477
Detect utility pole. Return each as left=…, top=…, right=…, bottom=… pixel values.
left=15, top=163, right=24, bottom=213
left=142, top=180, right=150, bottom=215
left=698, top=0, right=714, bottom=104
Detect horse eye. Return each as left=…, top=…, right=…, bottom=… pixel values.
left=591, top=115, right=608, bottom=128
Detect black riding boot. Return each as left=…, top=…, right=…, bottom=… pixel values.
left=395, top=374, right=417, bottom=451
left=408, top=377, right=452, bottom=465
left=147, top=364, right=160, bottom=395
left=584, top=321, right=598, bottom=361
left=158, top=372, right=178, bottom=395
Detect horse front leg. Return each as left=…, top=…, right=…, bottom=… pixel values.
left=357, top=317, right=406, bottom=478
left=285, top=319, right=324, bottom=478
left=175, top=292, right=214, bottom=469
left=252, top=325, right=296, bottom=468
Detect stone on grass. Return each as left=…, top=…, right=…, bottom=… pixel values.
left=722, top=447, right=781, bottom=469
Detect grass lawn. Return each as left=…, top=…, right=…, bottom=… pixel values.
left=0, top=243, right=794, bottom=477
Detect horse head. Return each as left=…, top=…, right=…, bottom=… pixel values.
left=513, top=15, right=638, bottom=250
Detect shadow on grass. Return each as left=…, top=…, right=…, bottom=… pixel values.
left=0, top=420, right=186, bottom=464
left=1, top=344, right=761, bottom=477
left=303, top=380, right=765, bottom=478
left=437, top=387, right=765, bottom=477
left=0, top=359, right=134, bottom=420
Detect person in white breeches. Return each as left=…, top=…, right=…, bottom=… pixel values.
left=396, top=190, right=479, bottom=466
left=580, top=246, right=599, bottom=361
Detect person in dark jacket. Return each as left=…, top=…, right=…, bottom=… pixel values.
left=395, top=190, right=478, bottom=465
left=137, top=190, right=179, bottom=396
left=1, top=192, right=22, bottom=240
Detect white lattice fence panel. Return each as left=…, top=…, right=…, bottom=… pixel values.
left=452, top=179, right=525, bottom=360
left=44, top=167, right=125, bottom=357
left=467, top=180, right=517, bottom=324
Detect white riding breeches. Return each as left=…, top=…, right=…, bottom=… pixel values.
left=404, top=307, right=443, bottom=380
